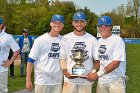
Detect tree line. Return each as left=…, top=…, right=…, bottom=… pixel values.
left=0, top=0, right=139, bottom=38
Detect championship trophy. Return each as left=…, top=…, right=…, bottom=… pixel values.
left=71, top=48, right=88, bottom=77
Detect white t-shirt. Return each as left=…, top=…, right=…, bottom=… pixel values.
left=98, top=34, right=126, bottom=84
left=0, top=31, right=20, bottom=72
left=22, top=37, right=30, bottom=53
left=60, top=32, right=98, bottom=85
left=29, top=33, right=63, bottom=85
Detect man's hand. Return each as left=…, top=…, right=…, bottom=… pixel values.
left=63, top=69, right=77, bottom=79
left=26, top=80, right=33, bottom=91
left=86, top=72, right=98, bottom=81
left=1, top=59, right=12, bottom=68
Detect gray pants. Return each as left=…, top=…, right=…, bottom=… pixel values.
left=35, top=84, right=62, bottom=93
left=0, top=71, right=8, bottom=93
left=96, top=77, right=126, bottom=93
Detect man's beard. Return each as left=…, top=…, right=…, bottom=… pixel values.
left=74, top=26, right=85, bottom=32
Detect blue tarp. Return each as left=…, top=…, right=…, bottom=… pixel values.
left=123, top=38, right=140, bottom=44
left=13, top=35, right=140, bottom=44
left=13, top=35, right=38, bottom=39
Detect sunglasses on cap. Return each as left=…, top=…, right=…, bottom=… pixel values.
left=23, top=31, right=28, bottom=33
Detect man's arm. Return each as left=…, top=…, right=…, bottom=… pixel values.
left=26, top=62, right=33, bottom=91
left=104, top=61, right=120, bottom=73
left=2, top=50, right=19, bottom=67
left=60, top=59, right=76, bottom=79
left=87, top=60, right=120, bottom=81
left=9, top=50, right=19, bottom=64
left=91, top=60, right=100, bottom=73
left=86, top=60, right=100, bottom=80
left=60, top=59, right=70, bottom=78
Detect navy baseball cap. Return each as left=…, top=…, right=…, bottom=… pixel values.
left=51, top=14, right=64, bottom=24
left=0, top=18, right=3, bottom=24
left=73, top=11, right=86, bottom=21
left=98, top=16, right=112, bottom=26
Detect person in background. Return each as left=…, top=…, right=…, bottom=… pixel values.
left=0, top=18, right=20, bottom=92
left=8, top=49, right=15, bottom=79
left=26, top=14, right=64, bottom=93
left=16, top=29, right=34, bottom=77
left=87, top=16, right=126, bottom=93
left=59, top=11, right=99, bottom=93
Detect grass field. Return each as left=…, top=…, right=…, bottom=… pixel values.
left=8, top=44, right=140, bottom=93
left=125, top=44, right=140, bottom=93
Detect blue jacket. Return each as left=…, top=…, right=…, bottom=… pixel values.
left=18, top=35, right=33, bottom=53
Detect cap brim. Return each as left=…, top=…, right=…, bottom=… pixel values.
left=98, top=24, right=112, bottom=26
left=73, top=19, right=86, bottom=21
left=51, top=20, right=64, bottom=24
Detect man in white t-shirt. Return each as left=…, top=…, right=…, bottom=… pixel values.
left=87, top=16, right=126, bottom=93
left=0, top=18, right=20, bottom=92
left=26, top=14, right=64, bottom=93
left=59, top=11, right=99, bottom=93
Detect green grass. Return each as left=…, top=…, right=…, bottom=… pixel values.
left=8, top=66, right=26, bottom=93
left=8, top=44, right=140, bottom=93
left=8, top=66, right=34, bottom=93
left=125, top=44, right=140, bottom=93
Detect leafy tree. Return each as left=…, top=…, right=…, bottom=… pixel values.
left=101, top=0, right=140, bottom=38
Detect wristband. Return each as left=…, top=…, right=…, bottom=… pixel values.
left=97, top=69, right=106, bottom=77
left=91, top=69, right=96, bottom=73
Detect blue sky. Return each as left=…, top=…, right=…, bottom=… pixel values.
left=59, top=0, right=128, bottom=15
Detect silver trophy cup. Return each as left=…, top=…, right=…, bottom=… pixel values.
left=71, top=49, right=87, bottom=77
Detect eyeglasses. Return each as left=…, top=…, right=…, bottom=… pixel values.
left=98, top=25, right=111, bottom=28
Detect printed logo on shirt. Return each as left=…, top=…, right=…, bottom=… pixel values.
left=73, top=42, right=86, bottom=50
left=48, top=43, right=60, bottom=59
left=99, top=45, right=109, bottom=61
